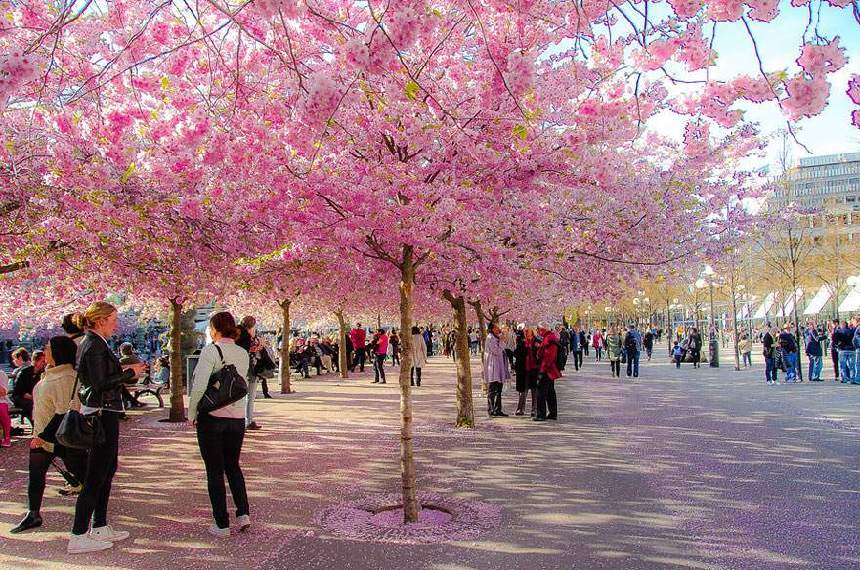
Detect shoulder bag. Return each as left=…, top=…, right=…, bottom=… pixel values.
left=198, top=345, right=249, bottom=414
left=56, top=376, right=105, bottom=450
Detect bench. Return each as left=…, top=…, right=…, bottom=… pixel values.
left=127, top=382, right=167, bottom=408
left=6, top=404, right=33, bottom=435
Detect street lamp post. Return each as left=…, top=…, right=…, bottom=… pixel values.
left=702, top=266, right=719, bottom=368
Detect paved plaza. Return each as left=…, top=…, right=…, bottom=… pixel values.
left=0, top=353, right=858, bottom=569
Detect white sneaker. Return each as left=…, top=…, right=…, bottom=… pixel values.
left=208, top=524, right=230, bottom=538
left=68, top=533, right=113, bottom=554
left=236, top=514, right=251, bottom=532
left=91, top=525, right=130, bottom=542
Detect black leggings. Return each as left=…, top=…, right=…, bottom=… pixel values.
left=410, top=366, right=422, bottom=385
left=196, top=415, right=249, bottom=529
left=73, top=412, right=119, bottom=535
left=28, top=446, right=87, bottom=513
left=610, top=360, right=620, bottom=377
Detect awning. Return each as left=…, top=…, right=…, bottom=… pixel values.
left=803, top=285, right=834, bottom=316
left=753, top=292, right=776, bottom=319
left=839, top=284, right=860, bottom=313
left=782, top=288, right=804, bottom=317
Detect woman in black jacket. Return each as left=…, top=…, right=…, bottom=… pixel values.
left=67, top=302, right=147, bottom=555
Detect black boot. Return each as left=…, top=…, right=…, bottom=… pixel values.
left=10, top=512, right=42, bottom=534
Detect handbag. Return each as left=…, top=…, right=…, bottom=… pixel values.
left=198, top=345, right=249, bottom=414
left=253, top=347, right=277, bottom=378
left=56, top=377, right=105, bottom=450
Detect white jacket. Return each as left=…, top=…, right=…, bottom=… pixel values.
left=188, top=339, right=249, bottom=422
left=411, top=333, right=428, bottom=368
left=32, top=364, right=80, bottom=452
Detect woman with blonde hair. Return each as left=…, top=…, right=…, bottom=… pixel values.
left=68, top=302, right=148, bottom=554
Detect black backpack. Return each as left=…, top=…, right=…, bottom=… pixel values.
left=624, top=333, right=638, bottom=352
left=198, top=345, right=249, bottom=414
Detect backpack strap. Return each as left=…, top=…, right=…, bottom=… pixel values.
left=213, top=343, right=226, bottom=366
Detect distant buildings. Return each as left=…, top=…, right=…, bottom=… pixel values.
left=771, top=152, right=860, bottom=240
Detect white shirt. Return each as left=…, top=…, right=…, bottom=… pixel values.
left=187, top=339, right=249, bottom=422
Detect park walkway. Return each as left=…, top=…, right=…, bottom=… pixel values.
left=0, top=353, right=858, bottom=569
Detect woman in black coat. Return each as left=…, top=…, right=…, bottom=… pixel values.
left=67, top=303, right=147, bottom=554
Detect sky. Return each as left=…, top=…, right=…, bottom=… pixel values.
left=644, top=0, right=860, bottom=169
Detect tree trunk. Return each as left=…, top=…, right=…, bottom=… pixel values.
left=443, top=290, right=474, bottom=429
left=469, top=300, right=488, bottom=396
left=397, top=246, right=419, bottom=523
left=666, top=300, right=672, bottom=351
left=335, top=310, right=349, bottom=379
left=279, top=299, right=293, bottom=394
left=729, top=269, right=741, bottom=371
left=167, top=298, right=186, bottom=422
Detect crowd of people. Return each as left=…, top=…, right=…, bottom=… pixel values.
left=0, top=303, right=262, bottom=553
left=2, top=303, right=857, bottom=556
left=756, top=318, right=860, bottom=385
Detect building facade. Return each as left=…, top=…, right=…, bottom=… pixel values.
left=773, top=152, right=860, bottom=239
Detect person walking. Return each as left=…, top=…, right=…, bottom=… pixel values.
left=371, top=329, right=388, bottom=384
left=349, top=323, right=367, bottom=372
left=592, top=329, right=604, bottom=361
left=485, top=323, right=511, bottom=417
left=623, top=324, right=642, bottom=378
left=605, top=326, right=623, bottom=377
left=778, top=324, right=799, bottom=382
left=643, top=328, right=654, bottom=361
left=236, top=316, right=263, bottom=430
left=569, top=325, right=583, bottom=371
left=389, top=330, right=401, bottom=367
left=513, top=327, right=539, bottom=416
left=188, top=311, right=251, bottom=538
left=762, top=325, right=778, bottom=384
left=10, top=336, right=88, bottom=534
left=671, top=341, right=684, bottom=368
left=556, top=324, right=570, bottom=373
left=68, top=302, right=147, bottom=554
left=828, top=319, right=840, bottom=381
left=410, top=326, right=427, bottom=387
left=738, top=334, right=752, bottom=368
left=579, top=329, right=589, bottom=358
left=534, top=324, right=560, bottom=422
left=688, top=328, right=703, bottom=369
left=805, top=325, right=823, bottom=381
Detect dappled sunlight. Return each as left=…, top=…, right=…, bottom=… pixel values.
left=0, top=356, right=856, bottom=568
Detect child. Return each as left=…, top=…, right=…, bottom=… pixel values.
left=671, top=342, right=684, bottom=369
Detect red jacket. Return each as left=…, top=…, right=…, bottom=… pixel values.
left=350, top=328, right=366, bottom=351
left=539, top=331, right=561, bottom=380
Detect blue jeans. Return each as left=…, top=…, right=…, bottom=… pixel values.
left=764, top=356, right=777, bottom=383
left=839, top=350, right=856, bottom=383
left=626, top=350, right=640, bottom=377
left=855, top=352, right=860, bottom=384
left=807, top=355, right=822, bottom=380
left=743, top=352, right=752, bottom=368
left=784, top=352, right=798, bottom=381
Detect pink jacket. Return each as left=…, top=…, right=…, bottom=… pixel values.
left=376, top=334, right=389, bottom=355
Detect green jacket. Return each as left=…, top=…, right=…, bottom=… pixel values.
left=605, top=334, right=623, bottom=360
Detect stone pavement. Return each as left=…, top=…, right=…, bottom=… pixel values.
left=0, top=352, right=857, bottom=569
